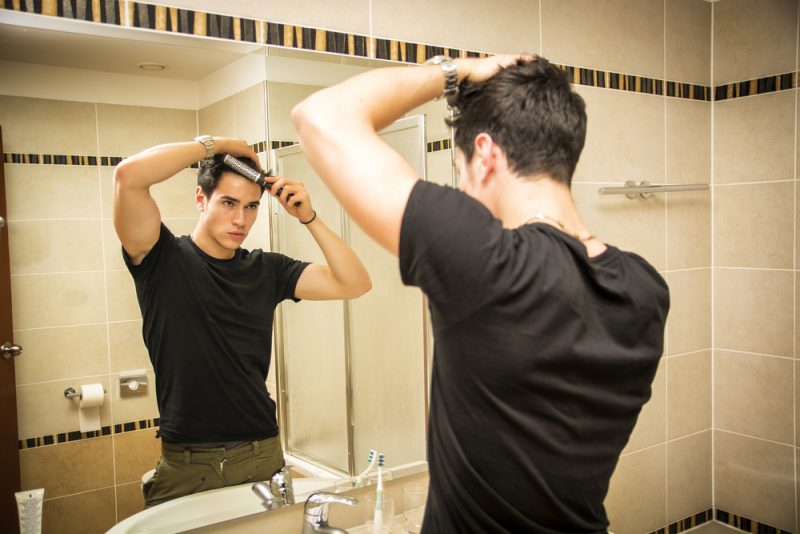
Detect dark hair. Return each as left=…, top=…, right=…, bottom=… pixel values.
left=448, top=56, right=587, bottom=186
left=197, top=153, right=265, bottom=198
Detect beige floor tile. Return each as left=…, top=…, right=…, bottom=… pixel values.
left=713, top=0, right=797, bottom=85
left=541, top=0, right=663, bottom=78
left=5, top=164, right=102, bottom=221
left=714, top=91, right=795, bottom=185
left=42, top=487, right=117, bottom=534
left=0, top=95, right=97, bottom=155
left=17, top=376, right=112, bottom=440
left=373, top=0, right=539, bottom=55
left=13, top=324, right=109, bottom=385
left=667, top=351, right=711, bottom=440
left=96, top=103, right=196, bottom=157
left=9, top=220, right=104, bottom=275
left=606, top=444, right=667, bottom=534
left=21, top=437, right=114, bottom=499
left=715, top=268, right=794, bottom=357
left=666, top=270, right=711, bottom=356
left=667, top=430, right=712, bottom=524
left=665, top=0, right=711, bottom=85
left=623, top=358, right=666, bottom=454
left=715, top=350, right=793, bottom=445
left=11, top=271, right=106, bottom=330
left=115, top=481, right=145, bottom=524
left=714, top=182, right=794, bottom=269
left=114, top=429, right=161, bottom=484
left=714, top=430, right=794, bottom=531
left=666, top=191, right=711, bottom=270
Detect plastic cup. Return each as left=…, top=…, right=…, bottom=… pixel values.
left=402, top=483, right=428, bottom=533
left=363, top=491, right=394, bottom=534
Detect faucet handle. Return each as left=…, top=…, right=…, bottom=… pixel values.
left=252, top=481, right=275, bottom=509
left=303, top=491, right=358, bottom=530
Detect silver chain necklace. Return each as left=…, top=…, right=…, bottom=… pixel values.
left=525, top=213, right=594, bottom=242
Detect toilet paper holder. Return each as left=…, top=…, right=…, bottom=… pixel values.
left=64, top=387, right=107, bottom=399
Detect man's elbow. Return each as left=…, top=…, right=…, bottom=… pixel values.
left=345, top=276, right=372, bottom=300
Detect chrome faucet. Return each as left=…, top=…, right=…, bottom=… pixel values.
left=252, top=467, right=296, bottom=510
left=302, top=491, right=358, bottom=534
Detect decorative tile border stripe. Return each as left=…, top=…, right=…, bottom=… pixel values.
left=18, top=417, right=160, bottom=450
left=426, top=138, right=452, bottom=153
left=651, top=509, right=713, bottom=534
left=2, top=0, right=122, bottom=25
left=271, top=140, right=296, bottom=150
left=714, top=72, right=797, bottom=102
left=1, top=1, right=712, bottom=102
left=3, top=153, right=201, bottom=167
left=715, top=509, right=793, bottom=534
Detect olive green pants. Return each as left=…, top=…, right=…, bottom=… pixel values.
left=143, top=436, right=284, bottom=508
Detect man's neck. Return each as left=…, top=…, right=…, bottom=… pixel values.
left=191, top=224, right=236, bottom=260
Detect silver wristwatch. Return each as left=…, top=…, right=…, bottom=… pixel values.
left=194, top=135, right=215, bottom=159
left=426, top=55, right=458, bottom=106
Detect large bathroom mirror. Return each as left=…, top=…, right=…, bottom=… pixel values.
left=0, top=8, right=456, bottom=517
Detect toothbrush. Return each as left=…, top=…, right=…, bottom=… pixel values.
left=372, top=452, right=385, bottom=534
left=354, top=449, right=377, bottom=488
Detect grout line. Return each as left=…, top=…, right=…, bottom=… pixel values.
left=715, top=428, right=795, bottom=449
left=713, top=348, right=796, bottom=361
left=714, top=266, right=795, bottom=273
left=793, top=2, right=799, bottom=531
left=709, top=0, right=716, bottom=513
left=619, top=428, right=712, bottom=458
left=714, top=178, right=796, bottom=187
left=539, top=0, right=543, bottom=56
left=662, top=2, right=670, bottom=520
left=666, top=348, right=712, bottom=359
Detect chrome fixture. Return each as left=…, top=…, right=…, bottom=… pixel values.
left=599, top=180, right=709, bottom=199
left=251, top=467, right=296, bottom=511
left=1, top=341, right=22, bottom=360
left=302, top=491, right=358, bottom=534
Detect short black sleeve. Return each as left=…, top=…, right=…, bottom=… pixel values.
left=268, top=252, right=309, bottom=302
left=399, top=180, right=523, bottom=324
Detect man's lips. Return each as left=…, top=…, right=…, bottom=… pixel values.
left=228, top=232, right=245, bottom=241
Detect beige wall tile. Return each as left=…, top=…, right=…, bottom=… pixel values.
left=623, top=357, right=666, bottom=454
left=667, top=350, right=711, bottom=440
left=666, top=99, right=710, bottom=185
left=0, top=96, right=97, bottom=155
left=102, top=218, right=128, bottom=271
left=20, top=437, right=113, bottom=498
left=5, top=165, right=101, bottom=221
left=713, top=0, right=798, bottom=85
left=42, top=487, right=117, bottom=534
left=96, top=104, right=197, bottom=157
left=573, top=183, right=666, bottom=271
left=11, top=271, right=106, bottom=330
left=116, top=481, right=145, bottom=523
left=426, top=149, right=455, bottom=187
left=13, top=325, right=109, bottom=385
left=234, top=82, right=268, bottom=145
left=111, top=370, right=159, bottom=425
left=101, top=168, right=199, bottom=220
left=373, top=0, right=539, bottom=55
left=715, top=268, right=794, bottom=357
left=667, top=430, right=712, bottom=524
left=666, top=269, right=711, bottom=356
left=715, top=430, right=795, bottom=531
left=573, top=87, right=665, bottom=185
left=267, top=82, right=323, bottom=141
left=665, top=0, right=711, bottom=85
left=606, top=444, right=667, bottom=533
left=17, top=375, right=111, bottom=439
left=714, top=182, right=795, bottom=269
left=714, top=91, right=795, bottom=184
left=715, top=350, right=794, bottom=445
left=109, top=320, right=150, bottom=374
left=541, top=0, right=663, bottom=78
left=9, top=220, right=104, bottom=275
left=199, top=95, right=236, bottom=139
left=408, top=98, right=450, bottom=143
left=114, top=428, right=161, bottom=484
left=106, top=270, right=141, bottom=322
left=160, top=0, right=370, bottom=34
left=667, top=191, right=711, bottom=270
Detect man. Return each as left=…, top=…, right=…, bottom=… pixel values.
left=113, top=136, right=371, bottom=507
left=291, top=55, right=669, bottom=532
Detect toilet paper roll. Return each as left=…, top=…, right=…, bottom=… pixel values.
left=78, top=383, right=105, bottom=433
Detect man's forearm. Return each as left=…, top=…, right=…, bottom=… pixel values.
left=114, top=141, right=207, bottom=191
left=304, top=216, right=371, bottom=297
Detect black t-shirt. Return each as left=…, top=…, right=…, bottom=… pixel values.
left=123, top=224, right=308, bottom=443
left=399, top=181, right=669, bottom=533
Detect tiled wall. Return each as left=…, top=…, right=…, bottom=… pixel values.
left=711, top=1, right=799, bottom=533
left=2, top=0, right=796, bottom=532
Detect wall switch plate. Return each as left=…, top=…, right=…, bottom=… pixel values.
left=119, top=370, right=149, bottom=397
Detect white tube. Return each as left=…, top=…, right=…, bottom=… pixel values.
left=15, top=488, right=44, bottom=534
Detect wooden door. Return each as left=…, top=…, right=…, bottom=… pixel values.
left=0, top=126, right=21, bottom=533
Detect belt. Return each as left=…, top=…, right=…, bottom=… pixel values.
left=162, top=436, right=276, bottom=465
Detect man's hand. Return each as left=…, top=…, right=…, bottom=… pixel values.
left=455, top=54, right=535, bottom=84
left=213, top=137, right=262, bottom=169
left=265, top=176, right=315, bottom=222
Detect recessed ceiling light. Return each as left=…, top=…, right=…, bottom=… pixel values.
left=137, top=62, right=166, bottom=71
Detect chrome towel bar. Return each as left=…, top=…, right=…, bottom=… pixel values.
left=598, top=181, right=709, bottom=199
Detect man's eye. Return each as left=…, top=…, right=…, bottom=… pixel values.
left=223, top=200, right=234, bottom=206
left=246, top=204, right=259, bottom=210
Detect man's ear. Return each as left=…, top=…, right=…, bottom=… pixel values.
left=195, top=186, right=207, bottom=212
left=473, top=133, right=498, bottom=183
